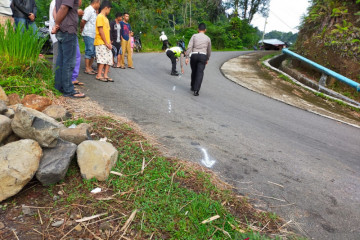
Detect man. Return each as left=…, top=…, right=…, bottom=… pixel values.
left=120, top=12, right=134, bottom=69
left=11, top=0, right=37, bottom=34
left=80, top=0, right=100, bottom=75
left=52, top=0, right=85, bottom=98
left=110, top=12, right=123, bottom=68
left=166, top=46, right=184, bottom=76
left=185, top=23, right=211, bottom=96
left=160, top=31, right=170, bottom=50
left=0, top=0, right=14, bottom=26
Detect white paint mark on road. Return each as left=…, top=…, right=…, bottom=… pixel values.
left=173, top=85, right=176, bottom=91
left=168, top=100, right=172, bottom=113
left=200, top=148, right=216, bottom=168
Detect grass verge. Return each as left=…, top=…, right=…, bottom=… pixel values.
left=0, top=115, right=298, bottom=239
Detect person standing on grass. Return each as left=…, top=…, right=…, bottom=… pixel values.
left=11, top=0, right=37, bottom=34
left=120, top=12, right=134, bottom=69
left=49, top=0, right=58, bottom=71
left=52, top=0, right=85, bottom=98
left=185, top=23, right=211, bottom=96
left=94, top=1, right=113, bottom=82
left=0, top=0, right=14, bottom=27
left=80, top=0, right=100, bottom=75
left=110, top=12, right=123, bottom=68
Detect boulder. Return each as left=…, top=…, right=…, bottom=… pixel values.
left=36, top=139, right=77, bottom=186
left=0, top=139, right=42, bottom=202
left=0, top=100, right=7, bottom=114
left=0, top=87, right=9, bottom=105
left=42, top=105, right=72, bottom=121
left=8, top=93, right=21, bottom=105
left=4, top=108, right=15, bottom=119
left=77, top=141, right=118, bottom=181
left=21, top=94, right=52, bottom=112
left=11, top=105, right=63, bottom=148
left=0, top=115, right=12, bottom=143
left=59, top=127, right=92, bottom=145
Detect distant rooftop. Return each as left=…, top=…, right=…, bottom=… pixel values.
left=258, top=39, right=285, bottom=45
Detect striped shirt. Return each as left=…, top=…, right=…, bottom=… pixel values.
left=186, top=32, right=212, bottom=61
left=0, top=0, right=12, bottom=16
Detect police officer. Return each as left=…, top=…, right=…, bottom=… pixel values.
left=185, top=23, right=211, bottom=96
left=166, top=46, right=185, bottom=76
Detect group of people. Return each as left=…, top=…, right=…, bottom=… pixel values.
left=50, top=0, right=135, bottom=98
left=163, top=23, right=212, bottom=96
left=0, top=0, right=212, bottom=98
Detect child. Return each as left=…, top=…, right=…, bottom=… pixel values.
left=94, top=1, right=113, bottom=82
left=130, top=31, right=135, bottom=54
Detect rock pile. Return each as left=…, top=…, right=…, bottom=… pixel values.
left=0, top=88, right=118, bottom=202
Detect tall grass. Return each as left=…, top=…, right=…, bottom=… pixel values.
left=0, top=21, right=46, bottom=63
left=0, top=20, right=58, bottom=97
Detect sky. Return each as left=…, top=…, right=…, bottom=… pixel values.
left=249, top=0, right=311, bottom=33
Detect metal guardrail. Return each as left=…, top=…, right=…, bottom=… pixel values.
left=282, top=48, right=360, bottom=92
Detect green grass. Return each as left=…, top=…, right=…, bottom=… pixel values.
left=55, top=116, right=292, bottom=239
left=260, top=53, right=280, bottom=62
left=0, top=20, right=59, bottom=97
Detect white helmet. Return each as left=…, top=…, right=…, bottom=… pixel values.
left=161, top=31, right=165, bottom=35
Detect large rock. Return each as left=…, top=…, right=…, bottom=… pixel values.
left=21, top=94, right=52, bottom=112
left=0, top=139, right=42, bottom=202
left=59, top=127, right=92, bottom=145
left=11, top=105, right=63, bottom=148
left=77, top=141, right=118, bottom=181
left=42, top=105, right=71, bottom=121
left=0, top=87, right=9, bottom=105
left=8, top=93, right=21, bottom=105
left=0, top=100, right=7, bottom=114
left=36, top=139, right=77, bottom=186
left=4, top=108, right=15, bottom=119
left=0, top=115, right=12, bottom=143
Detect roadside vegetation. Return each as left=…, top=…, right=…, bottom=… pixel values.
left=0, top=21, right=56, bottom=97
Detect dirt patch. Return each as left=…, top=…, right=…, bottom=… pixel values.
left=221, top=51, right=360, bottom=128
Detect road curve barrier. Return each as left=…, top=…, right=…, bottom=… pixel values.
left=282, top=48, right=360, bottom=92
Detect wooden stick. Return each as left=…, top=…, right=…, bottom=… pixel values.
left=12, top=230, right=20, bottom=240
left=38, top=209, right=43, bottom=225
left=149, top=232, right=154, bottom=240
left=168, top=166, right=182, bottom=196
left=120, top=209, right=138, bottom=232
left=260, top=221, right=270, bottom=232
left=32, top=228, right=45, bottom=237
left=110, top=171, right=124, bottom=177
left=201, top=215, right=220, bottom=224
left=60, top=225, right=77, bottom=240
left=141, top=157, right=146, bottom=174
left=23, top=205, right=53, bottom=209
left=213, top=226, right=231, bottom=238
left=279, top=220, right=292, bottom=230
left=76, top=212, right=107, bottom=223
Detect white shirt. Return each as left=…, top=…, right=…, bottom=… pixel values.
left=49, top=0, right=57, bottom=44
left=81, top=5, right=97, bottom=38
left=160, top=34, right=168, bottom=41
left=0, top=0, right=12, bottom=16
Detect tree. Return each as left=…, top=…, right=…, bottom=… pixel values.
left=228, top=0, right=270, bottom=23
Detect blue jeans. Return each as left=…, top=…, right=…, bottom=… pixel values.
left=14, top=17, right=37, bottom=35
left=83, top=36, right=95, bottom=59
left=55, top=31, right=77, bottom=96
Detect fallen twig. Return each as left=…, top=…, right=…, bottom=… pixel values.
left=201, top=215, right=220, bottom=224
left=12, top=230, right=20, bottom=240
left=23, top=205, right=53, bottom=209
left=213, top=226, right=231, bottom=238
left=110, top=171, right=125, bottom=177
left=32, top=228, right=45, bottom=237
left=37, top=209, right=43, bottom=225
left=168, top=165, right=182, bottom=196
left=120, top=209, right=138, bottom=232
left=76, top=212, right=107, bottom=223
left=82, top=223, right=103, bottom=240
left=60, top=225, right=78, bottom=240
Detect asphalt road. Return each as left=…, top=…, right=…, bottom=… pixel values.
left=78, top=51, right=360, bottom=239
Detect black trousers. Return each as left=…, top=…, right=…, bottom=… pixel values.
left=162, top=40, right=169, bottom=50
left=166, top=50, right=177, bottom=73
left=190, top=54, right=207, bottom=91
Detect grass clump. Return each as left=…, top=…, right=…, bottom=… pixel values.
left=0, top=20, right=57, bottom=97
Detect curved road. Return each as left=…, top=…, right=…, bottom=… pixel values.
left=78, top=52, right=360, bottom=239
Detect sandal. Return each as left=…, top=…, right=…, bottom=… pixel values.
left=128, top=66, right=135, bottom=69
left=64, top=92, right=86, bottom=98
left=96, top=77, right=108, bottom=82
left=73, top=81, right=85, bottom=85
left=84, top=70, right=96, bottom=75
left=105, top=77, right=114, bottom=82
